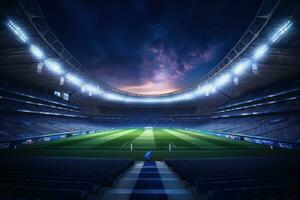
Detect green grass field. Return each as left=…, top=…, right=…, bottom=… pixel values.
left=0, top=128, right=297, bottom=160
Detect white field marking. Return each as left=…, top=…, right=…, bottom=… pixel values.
left=131, top=128, right=155, bottom=148
left=163, top=129, right=220, bottom=148
left=78, top=129, right=137, bottom=146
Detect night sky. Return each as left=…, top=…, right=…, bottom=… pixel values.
left=38, top=0, right=262, bottom=95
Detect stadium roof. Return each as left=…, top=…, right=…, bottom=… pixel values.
left=0, top=0, right=300, bottom=107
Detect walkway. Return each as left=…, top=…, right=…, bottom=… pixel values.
left=99, top=161, right=199, bottom=200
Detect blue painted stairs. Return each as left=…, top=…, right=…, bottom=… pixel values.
left=99, top=161, right=198, bottom=200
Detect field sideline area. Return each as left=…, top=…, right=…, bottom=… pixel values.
left=0, top=128, right=297, bottom=160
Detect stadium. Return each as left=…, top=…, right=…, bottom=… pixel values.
left=0, top=0, right=300, bottom=199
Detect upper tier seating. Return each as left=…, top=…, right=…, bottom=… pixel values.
left=215, top=80, right=300, bottom=116
left=218, top=80, right=300, bottom=110
left=190, top=79, right=300, bottom=142
left=166, top=157, right=300, bottom=200
left=194, top=113, right=300, bottom=142
left=0, top=79, right=83, bottom=117
left=0, top=156, right=134, bottom=200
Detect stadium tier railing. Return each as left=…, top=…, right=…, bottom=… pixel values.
left=217, top=80, right=300, bottom=110
left=0, top=128, right=114, bottom=149
left=0, top=95, right=81, bottom=113
left=0, top=83, right=80, bottom=110
left=215, top=95, right=300, bottom=115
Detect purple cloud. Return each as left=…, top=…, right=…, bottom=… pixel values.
left=119, top=44, right=220, bottom=94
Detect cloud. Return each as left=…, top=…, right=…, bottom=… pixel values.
left=118, top=43, right=219, bottom=94
left=121, top=81, right=178, bottom=95
left=39, top=0, right=262, bottom=95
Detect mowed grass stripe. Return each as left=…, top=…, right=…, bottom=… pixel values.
left=163, top=129, right=221, bottom=149
left=175, top=129, right=258, bottom=148
left=29, top=129, right=123, bottom=148
left=49, top=129, right=138, bottom=150
left=132, top=128, right=156, bottom=149
left=93, top=129, right=143, bottom=149
left=81, top=129, right=138, bottom=146
left=154, top=129, right=198, bottom=150
left=44, top=129, right=136, bottom=149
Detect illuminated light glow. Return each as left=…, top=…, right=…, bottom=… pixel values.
left=198, top=86, right=207, bottom=96
left=159, top=97, right=174, bottom=103
left=252, top=63, right=258, bottom=74
left=142, top=98, right=161, bottom=103
left=212, top=87, right=216, bottom=93
left=103, top=92, right=125, bottom=101
left=44, top=59, right=64, bottom=74
left=123, top=96, right=175, bottom=104
left=7, top=20, right=28, bottom=43
left=233, top=76, right=239, bottom=85
left=271, top=20, right=292, bottom=43
left=66, top=73, right=82, bottom=86
left=253, top=44, right=269, bottom=59
left=241, top=113, right=250, bottom=116
left=191, top=87, right=202, bottom=96
left=123, top=96, right=139, bottom=103
left=200, top=84, right=216, bottom=96
left=83, top=84, right=99, bottom=94
left=59, top=77, right=64, bottom=86
left=30, top=45, right=45, bottom=60
left=233, top=60, right=251, bottom=75
left=96, top=88, right=105, bottom=96
left=197, top=86, right=205, bottom=95
left=214, top=73, right=232, bottom=87
left=172, top=92, right=196, bottom=101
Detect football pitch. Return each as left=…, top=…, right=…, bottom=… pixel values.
left=1, top=128, right=297, bottom=160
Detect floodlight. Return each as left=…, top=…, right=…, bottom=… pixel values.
left=159, top=97, right=174, bottom=103
left=83, top=84, right=98, bottom=93
left=30, top=45, right=45, bottom=60
left=173, top=92, right=195, bottom=101
left=7, top=20, right=28, bottom=43
left=233, top=60, right=251, bottom=75
left=103, top=92, right=125, bottom=101
left=123, top=96, right=138, bottom=103
left=44, top=59, right=64, bottom=74
left=253, top=44, right=268, bottom=59
left=214, top=73, right=232, bottom=87
left=142, top=98, right=160, bottom=103
left=66, top=73, right=82, bottom=86
left=271, top=20, right=292, bottom=43
left=197, top=86, right=205, bottom=95
left=200, top=84, right=216, bottom=96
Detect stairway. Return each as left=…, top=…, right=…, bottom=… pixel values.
left=99, top=161, right=198, bottom=200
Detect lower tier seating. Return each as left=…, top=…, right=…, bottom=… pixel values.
left=0, top=112, right=109, bottom=141
left=194, top=113, right=300, bottom=142
left=0, top=156, right=134, bottom=200
left=166, top=157, right=300, bottom=200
